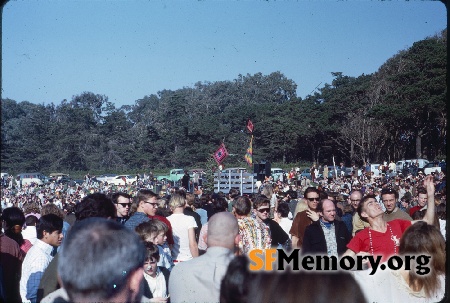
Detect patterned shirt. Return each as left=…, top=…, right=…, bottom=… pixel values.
left=20, top=239, right=54, bottom=303
left=320, top=220, right=338, bottom=257
left=237, top=216, right=271, bottom=255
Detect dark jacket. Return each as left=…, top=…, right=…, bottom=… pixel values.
left=302, top=220, right=351, bottom=256
left=263, top=218, right=291, bottom=249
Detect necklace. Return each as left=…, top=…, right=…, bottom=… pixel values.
left=368, top=223, right=399, bottom=256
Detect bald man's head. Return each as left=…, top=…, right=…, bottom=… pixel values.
left=207, top=212, right=239, bottom=249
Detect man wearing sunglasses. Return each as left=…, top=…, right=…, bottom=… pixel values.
left=253, top=195, right=291, bottom=250
left=289, top=187, right=320, bottom=248
left=112, top=192, right=132, bottom=225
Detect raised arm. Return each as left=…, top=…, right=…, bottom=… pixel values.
left=413, top=174, right=435, bottom=225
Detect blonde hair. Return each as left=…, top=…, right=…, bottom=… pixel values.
left=169, top=193, right=186, bottom=209
left=261, top=185, right=274, bottom=198
left=294, top=198, right=309, bottom=217
left=135, top=220, right=168, bottom=243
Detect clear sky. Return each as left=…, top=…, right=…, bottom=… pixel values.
left=2, top=1, right=447, bottom=108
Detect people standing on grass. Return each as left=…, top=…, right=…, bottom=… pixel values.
left=2, top=164, right=446, bottom=303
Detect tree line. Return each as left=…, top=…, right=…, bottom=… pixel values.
left=1, top=30, right=446, bottom=175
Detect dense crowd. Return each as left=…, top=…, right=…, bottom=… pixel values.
left=0, top=165, right=446, bottom=303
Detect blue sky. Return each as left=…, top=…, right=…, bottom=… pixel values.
left=2, top=1, right=447, bottom=108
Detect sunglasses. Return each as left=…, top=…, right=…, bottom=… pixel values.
left=117, top=203, right=131, bottom=207
left=145, top=202, right=160, bottom=207
left=307, top=197, right=320, bottom=202
left=257, top=208, right=270, bottom=213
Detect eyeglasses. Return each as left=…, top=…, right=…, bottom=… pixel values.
left=307, top=197, right=320, bottom=202
left=117, top=203, right=131, bottom=207
left=257, top=208, right=270, bottom=213
left=145, top=202, right=159, bottom=208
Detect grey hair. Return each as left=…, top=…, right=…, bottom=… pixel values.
left=58, top=217, right=145, bottom=301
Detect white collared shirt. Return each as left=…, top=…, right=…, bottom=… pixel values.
left=20, top=239, right=54, bottom=302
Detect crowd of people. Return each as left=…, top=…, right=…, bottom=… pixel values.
left=0, top=164, right=446, bottom=303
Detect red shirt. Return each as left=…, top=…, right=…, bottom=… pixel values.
left=409, top=205, right=422, bottom=217
left=20, top=239, right=33, bottom=254
left=347, top=219, right=411, bottom=262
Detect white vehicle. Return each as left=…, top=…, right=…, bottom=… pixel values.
left=1, top=172, right=9, bottom=179
left=16, top=172, right=45, bottom=186
left=96, top=174, right=118, bottom=183
left=49, top=173, right=70, bottom=181
left=369, top=164, right=381, bottom=177
left=423, top=162, right=442, bottom=175
left=396, top=159, right=429, bottom=172
left=271, top=168, right=284, bottom=181
left=108, top=175, right=137, bottom=186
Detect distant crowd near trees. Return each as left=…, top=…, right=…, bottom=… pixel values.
left=1, top=30, right=446, bottom=174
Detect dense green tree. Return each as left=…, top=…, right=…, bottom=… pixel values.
left=369, top=30, right=446, bottom=160
left=1, top=31, right=446, bottom=174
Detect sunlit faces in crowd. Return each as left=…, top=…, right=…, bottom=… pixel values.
left=144, top=257, right=158, bottom=277
left=305, top=192, right=320, bottom=211
left=45, top=229, right=64, bottom=247
left=349, top=191, right=362, bottom=210
left=417, top=192, right=428, bottom=207
left=146, top=231, right=167, bottom=246
left=381, top=193, right=397, bottom=213
left=320, top=199, right=336, bottom=223
left=255, top=204, right=270, bottom=221
left=143, top=197, right=159, bottom=216
left=359, top=196, right=384, bottom=220
left=116, top=195, right=131, bottom=217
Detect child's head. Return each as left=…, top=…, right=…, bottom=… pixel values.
left=135, top=220, right=168, bottom=245
left=143, top=242, right=160, bottom=277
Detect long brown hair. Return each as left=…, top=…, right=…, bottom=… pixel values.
left=399, top=221, right=445, bottom=297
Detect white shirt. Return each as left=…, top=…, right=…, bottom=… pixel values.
left=143, top=268, right=167, bottom=299
left=278, top=217, right=293, bottom=239
left=22, top=226, right=37, bottom=245
left=353, top=267, right=445, bottom=303
left=20, top=239, right=54, bottom=303
left=167, top=213, right=197, bottom=261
